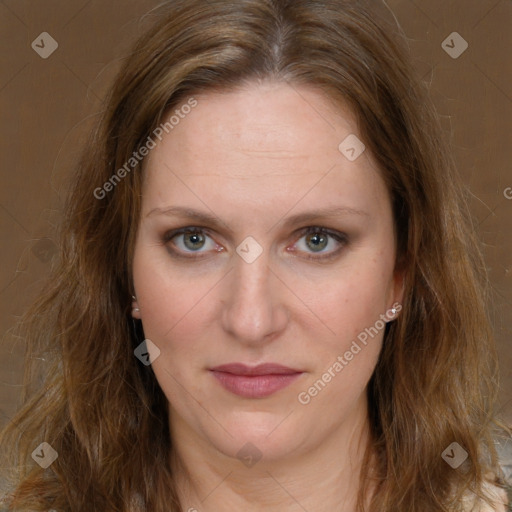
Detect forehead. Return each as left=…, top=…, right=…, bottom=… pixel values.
left=155, top=83, right=354, bottom=160
left=141, top=81, right=389, bottom=219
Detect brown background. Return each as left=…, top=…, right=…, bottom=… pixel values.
left=0, top=0, right=511, bottom=434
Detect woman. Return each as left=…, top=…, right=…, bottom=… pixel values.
left=1, top=0, right=510, bottom=510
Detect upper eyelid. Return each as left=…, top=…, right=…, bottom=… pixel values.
left=164, top=225, right=343, bottom=239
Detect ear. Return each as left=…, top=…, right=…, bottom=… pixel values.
left=131, top=295, right=141, bottom=320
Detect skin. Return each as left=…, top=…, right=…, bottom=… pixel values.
left=131, top=80, right=404, bottom=512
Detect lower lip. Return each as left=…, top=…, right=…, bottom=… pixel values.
left=210, top=371, right=302, bottom=398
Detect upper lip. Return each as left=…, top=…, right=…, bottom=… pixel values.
left=210, top=363, right=302, bottom=376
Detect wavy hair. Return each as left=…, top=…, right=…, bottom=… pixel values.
left=1, top=0, right=509, bottom=510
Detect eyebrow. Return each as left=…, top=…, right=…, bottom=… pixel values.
left=145, top=205, right=369, bottom=232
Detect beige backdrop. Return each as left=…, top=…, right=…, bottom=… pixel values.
left=1, top=0, right=511, bottom=434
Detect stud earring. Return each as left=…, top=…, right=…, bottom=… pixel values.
left=385, top=306, right=399, bottom=324
left=132, top=295, right=140, bottom=313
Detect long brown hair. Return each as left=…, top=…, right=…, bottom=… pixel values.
left=1, top=0, right=508, bottom=510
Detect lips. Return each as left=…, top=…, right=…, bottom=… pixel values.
left=209, top=363, right=303, bottom=399
left=210, top=363, right=301, bottom=376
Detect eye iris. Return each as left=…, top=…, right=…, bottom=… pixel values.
left=184, top=231, right=205, bottom=251
left=306, top=232, right=328, bottom=252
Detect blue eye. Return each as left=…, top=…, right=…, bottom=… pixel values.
left=291, top=227, right=348, bottom=261
left=177, top=230, right=207, bottom=251
left=164, top=228, right=219, bottom=256
left=163, top=226, right=347, bottom=261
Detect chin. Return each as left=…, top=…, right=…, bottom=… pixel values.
left=208, top=413, right=310, bottom=464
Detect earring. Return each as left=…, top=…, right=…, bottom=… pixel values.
left=132, top=295, right=140, bottom=313
left=385, top=306, right=398, bottom=324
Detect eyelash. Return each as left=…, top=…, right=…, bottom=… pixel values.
left=162, top=226, right=348, bottom=262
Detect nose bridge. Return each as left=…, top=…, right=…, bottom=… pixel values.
left=221, top=244, right=287, bottom=344
left=234, top=250, right=269, bottom=299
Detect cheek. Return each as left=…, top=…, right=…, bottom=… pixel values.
left=132, top=241, right=215, bottom=339
left=296, top=270, right=387, bottom=409
left=296, top=259, right=393, bottom=347
left=132, top=257, right=209, bottom=403
left=134, top=277, right=208, bottom=358
left=132, top=245, right=222, bottom=400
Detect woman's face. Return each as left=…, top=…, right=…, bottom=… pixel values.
left=132, top=81, right=403, bottom=465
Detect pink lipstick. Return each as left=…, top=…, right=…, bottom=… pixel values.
left=209, top=363, right=303, bottom=399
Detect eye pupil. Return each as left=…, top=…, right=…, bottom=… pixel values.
left=184, top=231, right=205, bottom=250
left=306, top=232, right=328, bottom=252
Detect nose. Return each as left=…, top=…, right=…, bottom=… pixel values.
left=221, top=247, right=289, bottom=347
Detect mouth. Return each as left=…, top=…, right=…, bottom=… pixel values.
left=209, top=363, right=304, bottom=399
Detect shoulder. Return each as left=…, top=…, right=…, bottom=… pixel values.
left=461, top=479, right=510, bottom=512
